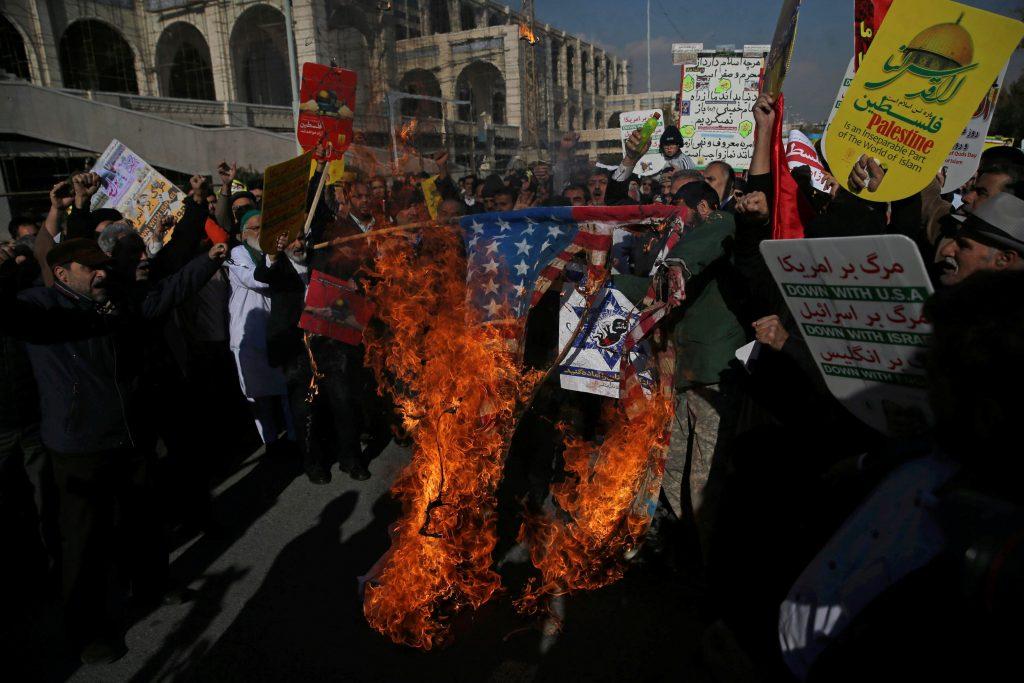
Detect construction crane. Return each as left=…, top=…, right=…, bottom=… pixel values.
left=519, top=0, right=541, bottom=153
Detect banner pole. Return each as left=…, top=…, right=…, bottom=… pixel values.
left=303, top=169, right=329, bottom=237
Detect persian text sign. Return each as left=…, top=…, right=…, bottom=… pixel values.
left=259, top=151, right=313, bottom=254
left=826, top=0, right=1024, bottom=202
left=297, top=63, right=357, bottom=161
left=761, top=236, right=934, bottom=436
left=619, top=109, right=666, bottom=177
left=679, top=55, right=762, bottom=169
left=299, top=269, right=374, bottom=346
left=559, top=285, right=653, bottom=399
left=942, top=64, right=1008, bottom=193
left=90, top=139, right=184, bottom=243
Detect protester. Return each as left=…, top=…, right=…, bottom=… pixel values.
left=226, top=210, right=293, bottom=448
left=3, top=231, right=226, bottom=663
left=937, top=192, right=1024, bottom=286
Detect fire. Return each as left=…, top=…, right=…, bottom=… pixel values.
left=361, top=225, right=542, bottom=650
left=519, top=22, right=540, bottom=45
left=516, top=371, right=674, bottom=617
left=398, top=118, right=418, bottom=146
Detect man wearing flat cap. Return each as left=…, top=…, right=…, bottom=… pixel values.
left=938, top=192, right=1024, bottom=287
left=1, top=236, right=227, bottom=664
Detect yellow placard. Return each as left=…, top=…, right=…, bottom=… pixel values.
left=308, top=158, right=347, bottom=186
left=260, top=151, right=313, bottom=254
left=421, top=175, right=442, bottom=220
left=824, top=0, right=1024, bottom=202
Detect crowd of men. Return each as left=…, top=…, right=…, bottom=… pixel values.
left=2, top=91, right=1024, bottom=679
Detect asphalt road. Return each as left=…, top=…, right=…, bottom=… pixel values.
left=23, top=442, right=713, bottom=683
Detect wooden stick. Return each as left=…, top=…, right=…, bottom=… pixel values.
left=303, top=169, right=329, bottom=238
left=312, top=221, right=455, bottom=250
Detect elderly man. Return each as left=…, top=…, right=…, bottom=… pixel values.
left=226, top=210, right=292, bottom=447
left=938, top=192, right=1024, bottom=286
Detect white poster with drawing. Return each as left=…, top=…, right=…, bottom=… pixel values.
left=90, top=139, right=184, bottom=243
left=559, top=284, right=655, bottom=399
left=761, top=236, right=935, bottom=436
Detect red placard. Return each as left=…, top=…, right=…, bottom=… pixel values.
left=299, top=269, right=374, bottom=346
left=854, top=0, right=893, bottom=70
left=296, top=63, right=358, bottom=161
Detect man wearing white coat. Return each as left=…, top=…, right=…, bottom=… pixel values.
left=225, top=209, right=293, bottom=446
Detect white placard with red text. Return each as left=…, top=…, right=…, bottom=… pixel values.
left=786, top=129, right=828, bottom=192
left=761, top=236, right=935, bottom=436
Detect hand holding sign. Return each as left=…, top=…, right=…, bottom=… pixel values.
left=825, top=0, right=1024, bottom=201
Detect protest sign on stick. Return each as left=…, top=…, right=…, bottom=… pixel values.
left=299, top=270, right=375, bottom=346
left=90, top=139, right=184, bottom=243
left=619, top=109, right=666, bottom=177
left=761, top=235, right=934, bottom=436
left=761, top=0, right=803, bottom=96
left=678, top=51, right=764, bottom=170
left=826, top=0, right=1024, bottom=202
left=259, top=151, right=313, bottom=254
left=296, top=63, right=358, bottom=160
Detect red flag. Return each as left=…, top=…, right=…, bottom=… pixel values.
left=855, top=0, right=893, bottom=69
left=770, top=93, right=813, bottom=240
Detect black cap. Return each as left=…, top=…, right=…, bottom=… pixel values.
left=46, top=238, right=113, bottom=269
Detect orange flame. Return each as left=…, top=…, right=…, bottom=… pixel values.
left=519, top=22, right=539, bottom=45
left=398, top=119, right=418, bottom=145
left=515, top=389, right=673, bottom=616
left=361, top=225, right=542, bottom=650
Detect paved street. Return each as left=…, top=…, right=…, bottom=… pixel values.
left=23, top=442, right=711, bottom=682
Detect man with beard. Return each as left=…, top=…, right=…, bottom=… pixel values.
left=307, top=179, right=392, bottom=481
left=3, top=235, right=226, bottom=664
left=226, top=210, right=292, bottom=449
left=254, top=233, right=329, bottom=483
left=615, top=171, right=745, bottom=568
left=937, top=192, right=1024, bottom=286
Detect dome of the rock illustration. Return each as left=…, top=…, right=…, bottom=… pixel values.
left=904, top=13, right=974, bottom=71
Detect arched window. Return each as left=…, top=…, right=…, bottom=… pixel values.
left=429, top=0, right=451, bottom=34
left=455, top=61, right=506, bottom=124
left=156, top=23, right=215, bottom=100
left=566, top=45, right=574, bottom=89
left=0, top=15, right=31, bottom=80
left=550, top=41, right=559, bottom=84
left=59, top=20, right=138, bottom=93
left=460, top=3, right=476, bottom=31
left=231, top=6, right=290, bottom=105
left=399, top=69, right=442, bottom=118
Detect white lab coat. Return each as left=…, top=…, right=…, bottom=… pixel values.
left=225, top=245, right=287, bottom=399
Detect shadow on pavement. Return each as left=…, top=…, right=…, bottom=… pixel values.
left=171, top=490, right=709, bottom=683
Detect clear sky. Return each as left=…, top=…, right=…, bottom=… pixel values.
left=531, top=0, right=1024, bottom=123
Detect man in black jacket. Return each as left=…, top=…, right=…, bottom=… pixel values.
left=2, top=237, right=226, bottom=664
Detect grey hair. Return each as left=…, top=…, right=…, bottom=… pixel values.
left=97, top=221, right=135, bottom=255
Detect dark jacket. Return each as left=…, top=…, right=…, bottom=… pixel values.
left=9, top=253, right=221, bottom=454
left=254, top=255, right=307, bottom=368
left=0, top=258, right=41, bottom=430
